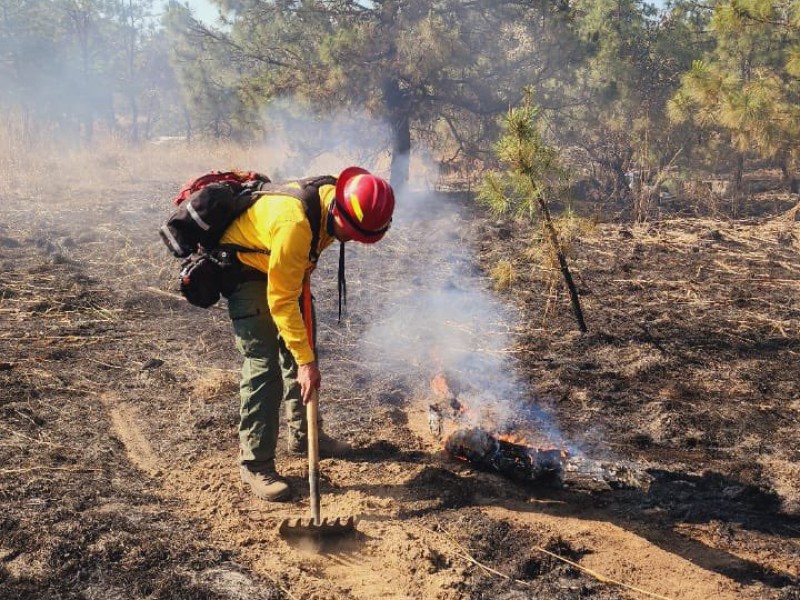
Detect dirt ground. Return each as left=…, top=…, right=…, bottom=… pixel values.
left=1, top=167, right=799, bottom=600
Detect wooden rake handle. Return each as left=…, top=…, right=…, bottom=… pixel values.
left=302, top=274, right=321, bottom=525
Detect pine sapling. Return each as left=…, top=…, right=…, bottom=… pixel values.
left=478, top=89, right=587, bottom=333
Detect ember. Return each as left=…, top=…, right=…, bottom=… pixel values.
left=431, top=372, right=454, bottom=401
left=445, top=427, right=566, bottom=486
left=428, top=373, right=651, bottom=492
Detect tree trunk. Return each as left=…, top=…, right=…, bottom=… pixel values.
left=601, top=157, right=630, bottom=202
left=129, top=93, right=139, bottom=143
left=733, top=153, right=744, bottom=192
left=143, top=92, right=158, bottom=141
left=383, top=78, right=411, bottom=189
left=779, top=152, right=798, bottom=194
left=126, top=0, right=138, bottom=144
left=105, top=95, right=117, bottom=136
left=183, top=105, right=193, bottom=143
left=536, top=196, right=587, bottom=333
left=390, top=115, right=411, bottom=190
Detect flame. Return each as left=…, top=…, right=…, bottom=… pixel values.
left=431, top=372, right=453, bottom=400
left=497, top=432, right=532, bottom=446
left=430, top=371, right=566, bottom=460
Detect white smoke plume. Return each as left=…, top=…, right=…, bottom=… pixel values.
left=256, top=99, right=392, bottom=179
left=361, top=185, right=564, bottom=444
left=253, top=101, right=563, bottom=445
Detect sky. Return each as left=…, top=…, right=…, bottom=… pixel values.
left=158, top=0, right=221, bottom=24
left=183, top=0, right=220, bottom=22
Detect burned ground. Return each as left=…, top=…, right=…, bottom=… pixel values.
left=1, top=173, right=799, bottom=599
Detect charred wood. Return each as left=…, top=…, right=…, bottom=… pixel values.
left=445, top=427, right=565, bottom=486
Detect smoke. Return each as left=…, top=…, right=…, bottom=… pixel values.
left=361, top=184, right=564, bottom=444
left=256, top=99, right=392, bottom=179
left=253, top=101, right=563, bottom=445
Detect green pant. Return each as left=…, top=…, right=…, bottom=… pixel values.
left=227, top=279, right=307, bottom=464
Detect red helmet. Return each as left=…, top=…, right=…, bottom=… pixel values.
left=333, top=167, right=395, bottom=243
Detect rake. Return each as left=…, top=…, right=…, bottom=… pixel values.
left=278, top=275, right=358, bottom=538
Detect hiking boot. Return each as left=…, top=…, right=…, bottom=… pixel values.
left=239, top=461, right=290, bottom=502
left=288, top=432, right=351, bottom=458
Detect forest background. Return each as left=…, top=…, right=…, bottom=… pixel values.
left=2, top=0, right=799, bottom=208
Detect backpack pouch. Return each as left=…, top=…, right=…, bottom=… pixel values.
left=178, top=248, right=239, bottom=308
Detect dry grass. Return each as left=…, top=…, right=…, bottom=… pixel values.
left=490, top=259, right=517, bottom=291
left=2, top=138, right=800, bottom=598
left=0, top=123, right=316, bottom=203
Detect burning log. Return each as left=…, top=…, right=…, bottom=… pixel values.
left=564, top=456, right=652, bottom=492
left=428, top=372, right=651, bottom=492
left=445, top=427, right=566, bottom=486
left=443, top=427, right=652, bottom=491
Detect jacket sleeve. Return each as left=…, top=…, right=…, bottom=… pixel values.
left=266, top=220, right=315, bottom=365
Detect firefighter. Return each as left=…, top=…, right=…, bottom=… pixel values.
left=219, top=167, right=395, bottom=502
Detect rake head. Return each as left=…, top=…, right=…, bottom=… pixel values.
left=278, top=515, right=358, bottom=538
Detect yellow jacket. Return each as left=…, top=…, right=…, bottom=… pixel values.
left=219, top=183, right=337, bottom=365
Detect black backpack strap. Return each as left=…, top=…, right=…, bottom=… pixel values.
left=295, top=175, right=336, bottom=264
left=338, top=241, right=346, bottom=322
left=217, top=243, right=270, bottom=256
left=254, top=175, right=337, bottom=265
left=303, top=189, right=322, bottom=265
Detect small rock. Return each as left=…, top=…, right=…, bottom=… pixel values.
left=141, top=358, right=164, bottom=370
left=701, top=229, right=724, bottom=241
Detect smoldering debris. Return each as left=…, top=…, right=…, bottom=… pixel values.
left=439, top=421, right=651, bottom=492
left=445, top=427, right=566, bottom=486
left=428, top=394, right=651, bottom=492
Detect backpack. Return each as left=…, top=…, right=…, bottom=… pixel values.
left=161, top=173, right=337, bottom=308
left=172, top=170, right=271, bottom=207
left=160, top=170, right=271, bottom=258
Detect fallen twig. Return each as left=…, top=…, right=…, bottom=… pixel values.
left=144, top=286, right=184, bottom=301
left=0, top=466, right=102, bottom=475
left=454, top=545, right=531, bottom=587
left=145, top=286, right=226, bottom=311
left=532, top=545, right=675, bottom=600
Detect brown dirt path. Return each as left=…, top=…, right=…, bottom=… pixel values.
left=103, top=387, right=783, bottom=600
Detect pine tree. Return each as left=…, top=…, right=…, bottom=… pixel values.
left=668, top=0, right=800, bottom=191
left=558, top=0, right=696, bottom=203
left=164, top=2, right=254, bottom=140
left=174, top=1, right=578, bottom=189
left=478, top=90, right=587, bottom=333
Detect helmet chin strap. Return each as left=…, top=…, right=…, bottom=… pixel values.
left=327, top=205, right=346, bottom=323
left=338, top=241, right=346, bottom=323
